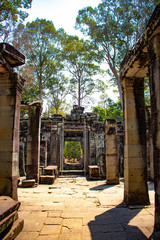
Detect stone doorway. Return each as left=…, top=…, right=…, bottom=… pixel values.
left=60, top=118, right=88, bottom=175
left=63, top=141, right=83, bottom=170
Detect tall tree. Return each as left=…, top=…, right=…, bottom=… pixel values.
left=12, top=23, right=30, bottom=53
left=46, top=73, right=69, bottom=114
left=0, top=0, right=32, bottom=42
left=76, top=0, right=160, bottom=103
left=60, top=34, right=101, bottom=107
left=21, top=18, right=61, bottom=100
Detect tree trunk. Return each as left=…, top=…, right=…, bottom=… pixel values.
left=39, top=83, right=42, bottom=100
left=108, top=61, right=123, bottom=108
left=78, top=77, right=81, bottom=107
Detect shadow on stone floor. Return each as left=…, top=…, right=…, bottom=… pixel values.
left=88, top=202, right=151, bottom=240
left=89, top=184, right=115, bottom=191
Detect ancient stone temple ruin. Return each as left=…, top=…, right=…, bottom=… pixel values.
left=19, top=105, right=111, bottom=179
left=1, top=4, right=160, bottom=240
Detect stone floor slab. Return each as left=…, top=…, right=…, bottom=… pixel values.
left=15, top=177, right=154, bottom=240
left=15, top=232, right=39, bottom=240
left=22, top=212, right=47, bottom=232
left=40, top=224, right=61, bottom=235
left=44, top=217, right=62, bottom=225
left=59, top=233, right=82, bottom=240
left=37, top=235, right=59, bottom=240
left=47, top=211, right=62, bottom=218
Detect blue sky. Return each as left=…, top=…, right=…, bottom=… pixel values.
left=26, top=0, right=102, bottom=36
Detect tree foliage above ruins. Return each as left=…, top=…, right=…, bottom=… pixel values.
left=46, top=72, right=69, bottom=114
left=93, top=98, right=123, bottom=121
left=75, top=0, right=160, bottom=102
left=1, top=0, right=158, bottom=116
left=16, top=18, right=61, bottom=101
left=59, top=34, right=103, bottom=107
left=0, top=0, right=32, bottom=42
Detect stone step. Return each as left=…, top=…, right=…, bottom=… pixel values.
left=0, top=196, right=23, bottom=240
left=2, top=218, right=24, bottom=240
left=43, top=166, right=58, bottom=178
left=0, top=211, right=18, bottom=235
left=39, top=175, right=56, bottom=184
left=0, top=197, right=20, bottom=222
left=60, top=170, right=86, bottom=176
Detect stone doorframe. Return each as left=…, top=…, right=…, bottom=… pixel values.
left=59, top=118, right=88, bottom=174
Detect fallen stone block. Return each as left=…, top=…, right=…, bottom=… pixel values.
left=22, top=179, right=36, bottom=188
left=39, top=175, right=55, bottom=184
left=43, top=166, right=59, bottom=178
left=89, top=165, right=101, bottom=180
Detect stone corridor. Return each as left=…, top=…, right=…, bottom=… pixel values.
left=16, top=176, right=154, bottom=240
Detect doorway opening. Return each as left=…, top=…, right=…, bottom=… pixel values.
left=63, top=141, right=83, bottom=170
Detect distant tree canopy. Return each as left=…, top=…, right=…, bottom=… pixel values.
left=93, top=98, right=123, bottom=121
left=64, top=141, right=82, bottom=160
left=13, top=18, right=62, bottom=102
left=46, top=73, right=69, bottom=114
left=76, top=0, right=160, bottom=102
left=1, top=0, right=158, bottom=116
left=60, top=34, right=102, bottom=107
left=0, top=0, right=32, bottom=42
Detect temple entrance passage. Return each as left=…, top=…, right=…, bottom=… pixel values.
left=59, top=115, right=88, bottom=175
left=63, top=141, right=83, bottom=170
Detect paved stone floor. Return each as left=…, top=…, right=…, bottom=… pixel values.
left=15, top=176, right=155, bottom=240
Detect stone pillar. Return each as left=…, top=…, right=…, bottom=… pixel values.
left=116, top=121, right=124, bottom=177
left=50, top=129, right=59, bottom=166
left=105, top=119, right=119, bottom=184
left=148, top=33, right=160, bottom=233
left=19, top=141, right=26, bottom=176
left=146, top=107, right=154, bottom=180
left=40, top=140, right=47, bottom=167
left=26, top=101, right=42, bottom=183
left=122, top=77, right=149, bottom=205
left=0, top=72, right=25, bottom=200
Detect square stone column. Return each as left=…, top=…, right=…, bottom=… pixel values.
left=105, top=119, right=119, bottom=184
left=19, top=141, right=26, bottom=176
left=0, top=72, right=25, bottom=200
left=122, top=77, right=149, bottom=205
left=148, top=33, right=160, bottom=232
left=40, top=140, right=47, bottom=167
left=26, top=101, right=42, bottom=183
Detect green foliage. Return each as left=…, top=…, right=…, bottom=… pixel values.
left=46, top=72, right=69, bottom=114
left=42, top=106, right=64, bottom=118
left=0, top=0, right=32, bottom=42
left=19, top=65, right=39, bottom=102
left=144, top=77, right=150, bottom=106
left=42, top=102, right=71, bottom=118
left=93, top=98, right=123, bottom=121
left=16, top=18, right=61, bottom=101
left=63, top=141, right=82, bottom=160
left=76, top=0, right=160, bottom=101
left=59, top=33, right=102, bottom=106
